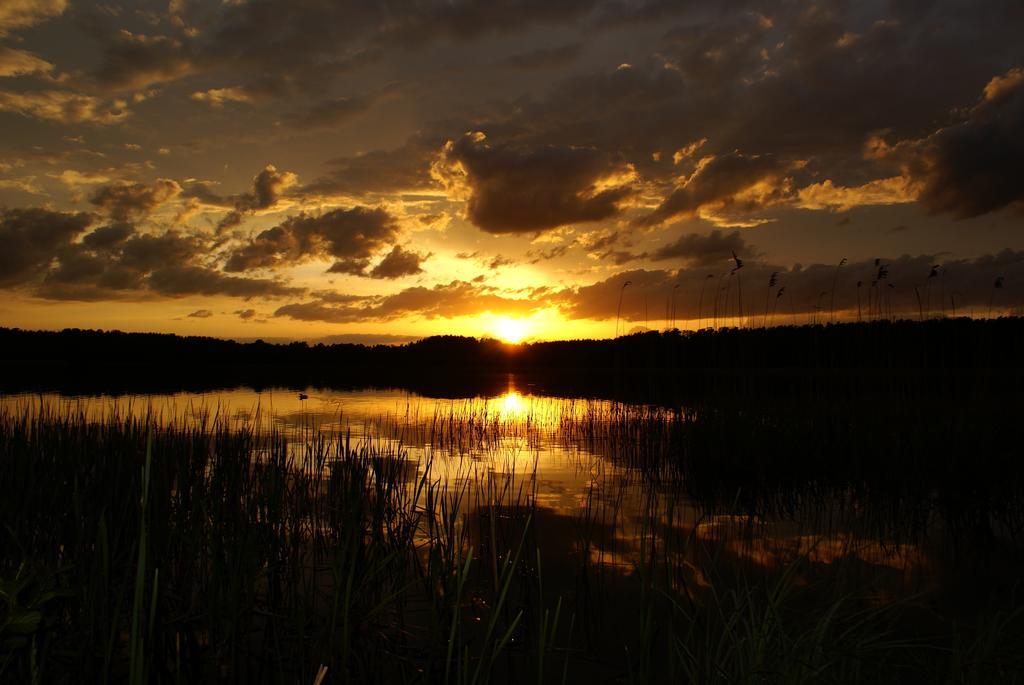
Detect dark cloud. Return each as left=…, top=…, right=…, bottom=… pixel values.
left=289, top=90, right=391, bottom=129
left=300, top=135, right=442, bottom=199
left=249, top=164, right=296, bottom=209
left=884, top=67, right=1024, bottom=218
left=89, top=179, right=182, bottom=221
left=81, top=222, right=134, bottom=249
left=120, top=231, right=201, bottom=272
left=223, top=206, right=398, bottom=273
left=577, top=229, right=646, bottom=264
left=369, top=245, right=429, bottom=279
left=147, top=265, right=299, bottom=298
left=180, top=164, right=299, bottom=231
left=582, top=230, right=622, bottom=252
left=436, top=132, right=636, bottom=233
left=460, top=0, right=1024, bottom=208
left=637, top=152, right=793, bottom=227
left=658, top=13, right=768, bottom=87
left=180, top=181, right=233, bottom=208
left=275, top=280, right=540, bottom=323
left=207, top=0, right=602, bottom=64
left=81, top=0, right=630, bottom=98
left=86, top=30, right=198, bottom=91
left=651, top=229, right=751, bottom=267
left=526, top=243, right=571, bottom=263
left=325, top=257, right=372, bottom=276
left=215, top=164, right=298, bottom=231
left=6, top=218, right=305, bottom=301
left=502, top=43, right=582, bottom=70
left=487, top=254, right=516, bottom=270
left=0, top=207, right=94, bottom=287
left=556, top=250, right=1024, bottom=324
left=187, top=309, right=213, bottom=318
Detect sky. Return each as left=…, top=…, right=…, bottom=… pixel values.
left=0, top=0, right=1022, bottom=343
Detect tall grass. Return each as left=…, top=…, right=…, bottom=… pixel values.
left=1, top=398, right=1022, bottom=683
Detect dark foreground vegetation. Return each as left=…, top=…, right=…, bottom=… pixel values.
left=1, top=317, right=1023, bottom=399
left=2, top=318, right=1024, bottom=682
left=2, top=393, right=1023, bottom=683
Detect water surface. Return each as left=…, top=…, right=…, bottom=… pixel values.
left=7, top=377, right=1013, bottom=626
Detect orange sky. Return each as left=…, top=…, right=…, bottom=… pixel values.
left=1, top=1, right=1022, bottom=342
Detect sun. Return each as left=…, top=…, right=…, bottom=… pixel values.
left=493, top=316, right=528, bottom=343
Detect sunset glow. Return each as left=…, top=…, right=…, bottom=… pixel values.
left=0, top=2, right=1019, bottom=340
left=492, top=316, right=529, bottom=344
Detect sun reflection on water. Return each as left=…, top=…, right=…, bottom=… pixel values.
left=495, top=389, right=527, bottom=419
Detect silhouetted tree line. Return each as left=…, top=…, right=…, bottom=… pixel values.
left=1, top=318, right=1021, bottom=399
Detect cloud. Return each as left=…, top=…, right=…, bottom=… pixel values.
left=487, top=254, right=516, bottom=270
left=116, top=231, right=201, bottom=273
left=0, top=0, right=66, bottom=37
left=179, top=180, right=232, bottom=207
left=301, top=135, right=443, bottom=199
left=0, top=207, right=94, bottom=287
left=0, top=90, right=129, bottom=124
left=180, top=162, right=296, bottom=229
left=146, top=265, right=299, bottom=298
left=52, top=169, right=116, bottom=187
left=795, top=177, right=915, bottom=212
left=89, top=179, right=182, bottom=221
left=0, top=176, right=43, bottom=194
left=503, top=43, right=582, bottom=70
left=434, top=131, right=636, bottom=233
left=81, top=221, right=134, bottom=248
left=40, top=229, right=203, bottom=297
left=658, top=12, right=769, bottom=86
left=368, top=245, right=429, bottom=279
left=290, top=90, right=390, bottom=129
left=673, top=139, right=707, bottom=164
left=450, top=2, right=1024, bottom=220
left=556, top=250, right=1024, bottom=323
left=274, top=280, right=540, bottom=323
left=40, top=230, right=300, bottom=301
left=0, top=209, right=303, bottom=301
left=215, top=164, right=298, bottom=231
left=556, top=268, right=676, bottom=322
left=650, top=229, right=751, bottom=267
left=64, top=0, right=681, bottom=103
left=187, top=309, right=213, bottom=318
left=880, top=67, right=1024, bottom=218
left=86, top=30, right=197, bottom=92
left=223, top=206, right=398, bottom=273
left=245, top=165, right=294, bottom=209
left=0, top=47, right=53, bottom=77
left=637, top=152, right=795, bottom=227
left=190, top=86, right=253, bottom=107
left=207, top=0, right=603, bottom=69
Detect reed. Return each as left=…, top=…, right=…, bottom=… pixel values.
left=1, top=386, right=1022, bottom=683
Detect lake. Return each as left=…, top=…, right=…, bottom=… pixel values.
left=2, top=376, right=1022, bottom=681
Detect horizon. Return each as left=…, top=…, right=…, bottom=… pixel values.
left=1, top=1, right=1022, bottom=342
left=5, top=314, right=1022, bottom=351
